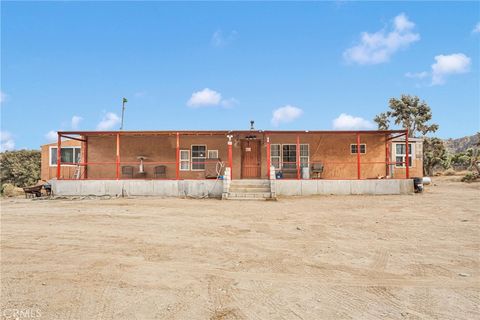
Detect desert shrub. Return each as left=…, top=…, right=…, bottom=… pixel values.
left=0, top=150, right=41, bottom=187
left=461, top=172, right=479, bottom=183
left=443, top=168, right=456, bottom=176
left=1, top=183, right=24, bottom=197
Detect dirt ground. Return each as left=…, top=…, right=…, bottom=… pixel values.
left=1, top=177, right=479, bottom=320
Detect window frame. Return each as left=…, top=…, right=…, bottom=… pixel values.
left=179, top=149, right=190, bottom=171
left=350, top=144, right=366, bottom=154
left=270, top=144, right=281, bottom=169
left=270, top=143, right=309, bottom=170
left=191, top=144, right=207, bottom=171
left=207, top=149, right=219, bottom=159
left=49, top=146, right=81, bottom=167
left=393, top=143, right=414, bottom=168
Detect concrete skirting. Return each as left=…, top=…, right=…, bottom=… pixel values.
left=275, top=179, right=413, bottom=196
left=51, top=179, right=413, bottom=198
left=51, top=180, right=224, bottom=198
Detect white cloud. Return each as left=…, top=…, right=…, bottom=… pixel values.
left=211, top=30, right=237, bottom=47
left=332, top=113, right=374, bottom=130
left=405, top=53, right=471, bottom=85
left=186, top=88, right=237, bottom=109
left=71, top=115, right=83, bottom=129
left=431, top=53, right=471, bottom=85
left=187, top=88, right=221, bottom=107
left=134, top=91, right=146, bottom=98
left=472, top=22, right=480, bottom=34
left=271, top=105, right=303, bottom=126
left=45, top=130, right=57, bottom=142
left=96, top=112, right=121, bottom=130
left=0, top=131, right=15, bottom=151
left=343, top=13, right=420, bottom=65
left=405, top=71, right=429, bottom=79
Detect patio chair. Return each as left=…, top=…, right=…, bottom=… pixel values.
left=121, top=166, right=134, bottom=178
left=311, top=163, right=324, bottom=179
left=154, top=165, right=166, bottom=179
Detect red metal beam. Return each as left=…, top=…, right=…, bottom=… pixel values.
left=228, top=138, right=233, bottom=180
left=385, top=134, right=390, bottom=177
left=405, top=129, right=409, bottom=179
left=296, top=135, right=301, bottom=179
left=59, top=134, right=86, bottom=142
left=57, top=129, right=407, bottom=137
left=356, top=133, right=361, bottom=180
left=57, top=133, right=61, bottom=179
left=176, top=132, right=180, bottom=180
left=116, top=133, right=120, bottom=180
left=84, top=136, right=88, bottom=179
left=266, top=136, right=271, bottom=179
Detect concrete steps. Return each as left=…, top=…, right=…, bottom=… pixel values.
left=226, top=179, right=275, bottom=200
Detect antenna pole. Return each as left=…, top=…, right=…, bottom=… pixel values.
left=120, top=97, right=127, bottom=130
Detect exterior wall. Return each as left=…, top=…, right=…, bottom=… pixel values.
left=391, top=139, right=423, bottom=178
left=40, top=139, right=82, bottom=181
left=42, top=131, right=419, bottom=181
left=85, top=134, right=229, bottom=179
left=267, top=132, right=388, bottom=179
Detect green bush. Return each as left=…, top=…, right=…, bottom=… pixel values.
left=461, top=172, right=479, bottom=183
left=0, top=150, right=41, bottom=187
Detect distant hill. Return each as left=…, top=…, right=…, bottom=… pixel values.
left=443, top=134, right=479, bottom=154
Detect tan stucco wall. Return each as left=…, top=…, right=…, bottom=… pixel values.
left=41, top=132, right=423, bottom=180
left=40, top=139, right=82, bottom=181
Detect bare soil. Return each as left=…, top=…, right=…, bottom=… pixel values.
left=1, top=177, right=479, bottom=319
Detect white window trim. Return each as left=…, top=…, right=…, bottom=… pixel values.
left=350, top=143, right=366, bottom=154
left=191, top=144, right=207, bottom=171
left=270, top=144, right=310, bottom=170
left=207, top=149, right=219, bottom=159
left=270, top=144, right=281, bottom=170
left=49, top=146, right=81, bottom=167
left=179, top=150, right=190, bottom=171
left=393, top=143, right=415, bottom=168
left=300, top=144, right=310, bottom=169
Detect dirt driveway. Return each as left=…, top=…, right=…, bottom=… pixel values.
left=1, top=177, right=479, bottom=319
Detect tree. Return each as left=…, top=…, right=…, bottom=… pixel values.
left=0, top=150, right=41, bottom=187
left=374, top=94, right=439, bottom=137
left=423, top=137, right=448, bottom=175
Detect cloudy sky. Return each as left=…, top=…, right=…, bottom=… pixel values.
left=1, top=1, right=478, bottom=150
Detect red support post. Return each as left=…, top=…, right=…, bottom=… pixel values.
left=116, top=133, right=120, bottom=180
left=296, top=135, right=301, bottom=179
left=405, top=129, right=410, bottom=179
left=266, top=136, right=271, bottom=179
left=56, top=133, right=61, bottom=179
left=84, top=136, right=88, bottom=179
left=385, top=134, right=390, bottom=177
left=228, top=138, right=233, bottom=180
left=176, top=132, right=180, bottom=180
left=356, top=133, right=361, bottom=180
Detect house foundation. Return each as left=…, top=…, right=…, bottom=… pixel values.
left=50, top=178, right=413, bottom=198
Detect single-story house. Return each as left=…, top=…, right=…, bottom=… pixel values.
left=41, top=129, right=422, bottom=198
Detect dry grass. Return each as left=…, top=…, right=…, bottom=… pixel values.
left=1, top=177, right=479, bottom=319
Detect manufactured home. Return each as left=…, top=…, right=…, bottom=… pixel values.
left=42, top=129, right=422, bottom=198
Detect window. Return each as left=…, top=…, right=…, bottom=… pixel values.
left=270, top=144, right=310, bottom=170
left=270, top=144, right=281, bottom=169
left=282, top=144, right=297, bottom=169
left=207, top=149, right=218, bottom=159
left=50, top=147, right=81, bottom=166
left=300, top=144, right=309, bottom=168
left=350, top=144, right=366, bottom=154
left=394, top=143, right=413, bottom=168
left=180, top=150, right=190, bottom=171
left=191, top=145, right=206, bottom=170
